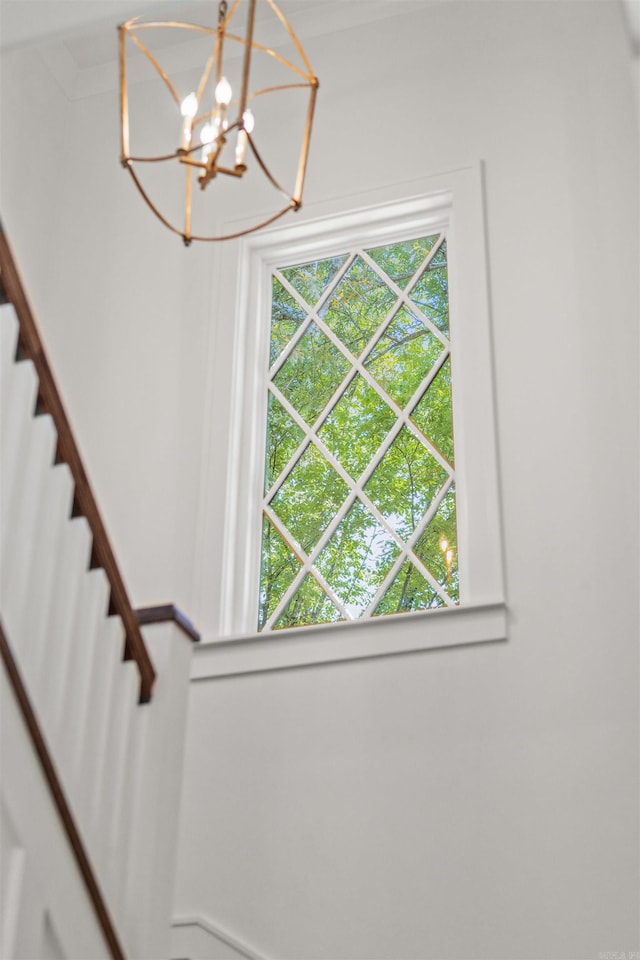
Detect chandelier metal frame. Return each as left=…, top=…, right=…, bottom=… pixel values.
left=118, top=0, right=318, bottom=245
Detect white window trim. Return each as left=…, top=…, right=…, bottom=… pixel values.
left=192, top=601, right=507, bottom=680
left=194, top=164, right=506, bottom=678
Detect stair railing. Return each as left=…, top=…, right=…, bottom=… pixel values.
left=0, top=222, right=156, bottom=702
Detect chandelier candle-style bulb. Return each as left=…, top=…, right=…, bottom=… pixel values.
left=235, top=109, right=255, bottom=169
left=215, top=76, right=232, bottom=106
left=213, top=76, right=232, bottom=147
left=180, top=92, right=198, bottom=151
left=118, top=0, right=319, bottom=243
left=200, top=122, right=216, bottom=164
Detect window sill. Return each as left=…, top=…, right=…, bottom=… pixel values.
left=190, top=601, right=507, bottom=680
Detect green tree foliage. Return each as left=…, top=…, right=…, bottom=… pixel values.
left=270, top=445, right=350, bottom=554
left=319, top=256, right=396, bottom=356
left=274, top=574, right=344, bottom=629
left=281, top=255, right=348, bottom=308
left=264, top=394, right=304, bottom=491
left=365, top=305, right=443, bottom=408
left=274, top=322, right=350, bottom=426
left=411, top=357, right=454, bottom=466
left=408, top=243, right=449, bottom=335
left=260, top=234, right=459, bottom=630
left=316, top=500, right=400, bottom=616
left=318, top=375, right=396, bottom=481
left=373, top=560, right=444, bottom=616
left=269, top=279, right=307, bottom=365
left=367, top=235, right=439, bottom=290
left=364, top=426, right=449, bottom=540
left=258, top=518, right=300, bottom=630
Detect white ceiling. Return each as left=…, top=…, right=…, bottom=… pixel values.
left=0, top=1, right=437, bottom=102
left=0, top=2, right=207, bottom=52
left=0, top=0, right=402, bottom=54
left=1, top=0, right=637, bottom=60
left=1, top=1, right=137, bottom=51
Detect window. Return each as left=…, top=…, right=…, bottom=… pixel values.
left=259, top=232, right=458, bottom=632
left=207, top=167, right=506, bottom=676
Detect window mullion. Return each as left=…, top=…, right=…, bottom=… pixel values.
left=273, top=251, right=356, bottom=316
left=261, top=506, right=312, bottom=630
left=358, top=245, right=450, bottom=350
left=351, top=352, right=455, bottom=479
left=405, top=476, right=457, bottom=604
left=267, top=453, right=362, bottom=574
left=404, top=421, right=454, bottom=479
left=268, top=312, right=313, bottom=379
left=307, top=366, right=359, bottom=432
left=404, top=474, right=454, bottom=549
left=263, top=503, right=309, bottom=567
left=262, top=503, right=355, bottom=630
left=264, top=384, right=314, bottom=502
left=355, top=488, right=413, bottom=555
left=270, top=321, right=455, bottom=497
left=359, top=474, right=455, bottom=617
left=400, top=353, right=456, bottom=478
left=407, top=231, right=447, bottom=286
left=288, top=388, right=450, bottom=562
left=310, top=569, right=353, bottom=621
left=362, top=550, right=409, bottom=617
left=357, top=233, right=446, bottom=296
left=270, top=253, right=357, bottom=379
left=402, top=235, right=450, bottom=345
left=262, top=506, right=313, bottom=630
left=258, top=219, right=463, bottom=634
left=312, top=253, right=357, bottom=312
left=312, top=296, right=400, bottom=370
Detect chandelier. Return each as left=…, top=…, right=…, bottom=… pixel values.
left=118, top=0, right=318, bottom=245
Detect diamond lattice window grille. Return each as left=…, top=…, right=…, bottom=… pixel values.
left=259, top=232, right=460, bottom=632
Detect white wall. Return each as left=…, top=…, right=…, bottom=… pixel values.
left=1, top=1, right=638, bottom=957
left=177, top=3, right=640, bottom=957
left=1, top=36, right=216, bottom=610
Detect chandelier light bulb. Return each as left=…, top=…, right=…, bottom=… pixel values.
left=179, top=92, right=199, bottom=150
left=200, top=122, right=215, bottom=145
left=180, top=92, right=198, bottom=118
left=200, top=121, right=216, bottom=163
left=242, top=109, right=255, bottom=133
left=235, top=109, right=255, bottom=168
left=215, top=76, right=232, bottom=107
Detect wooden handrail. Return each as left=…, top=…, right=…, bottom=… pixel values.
left=0, top=619, right=127, bottom=960
left=136, top=604, right=201, bottom=644
left=0, top=222, right=156, bottom=702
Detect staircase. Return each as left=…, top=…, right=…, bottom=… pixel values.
left=0, top=227, right=195, bottom=959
